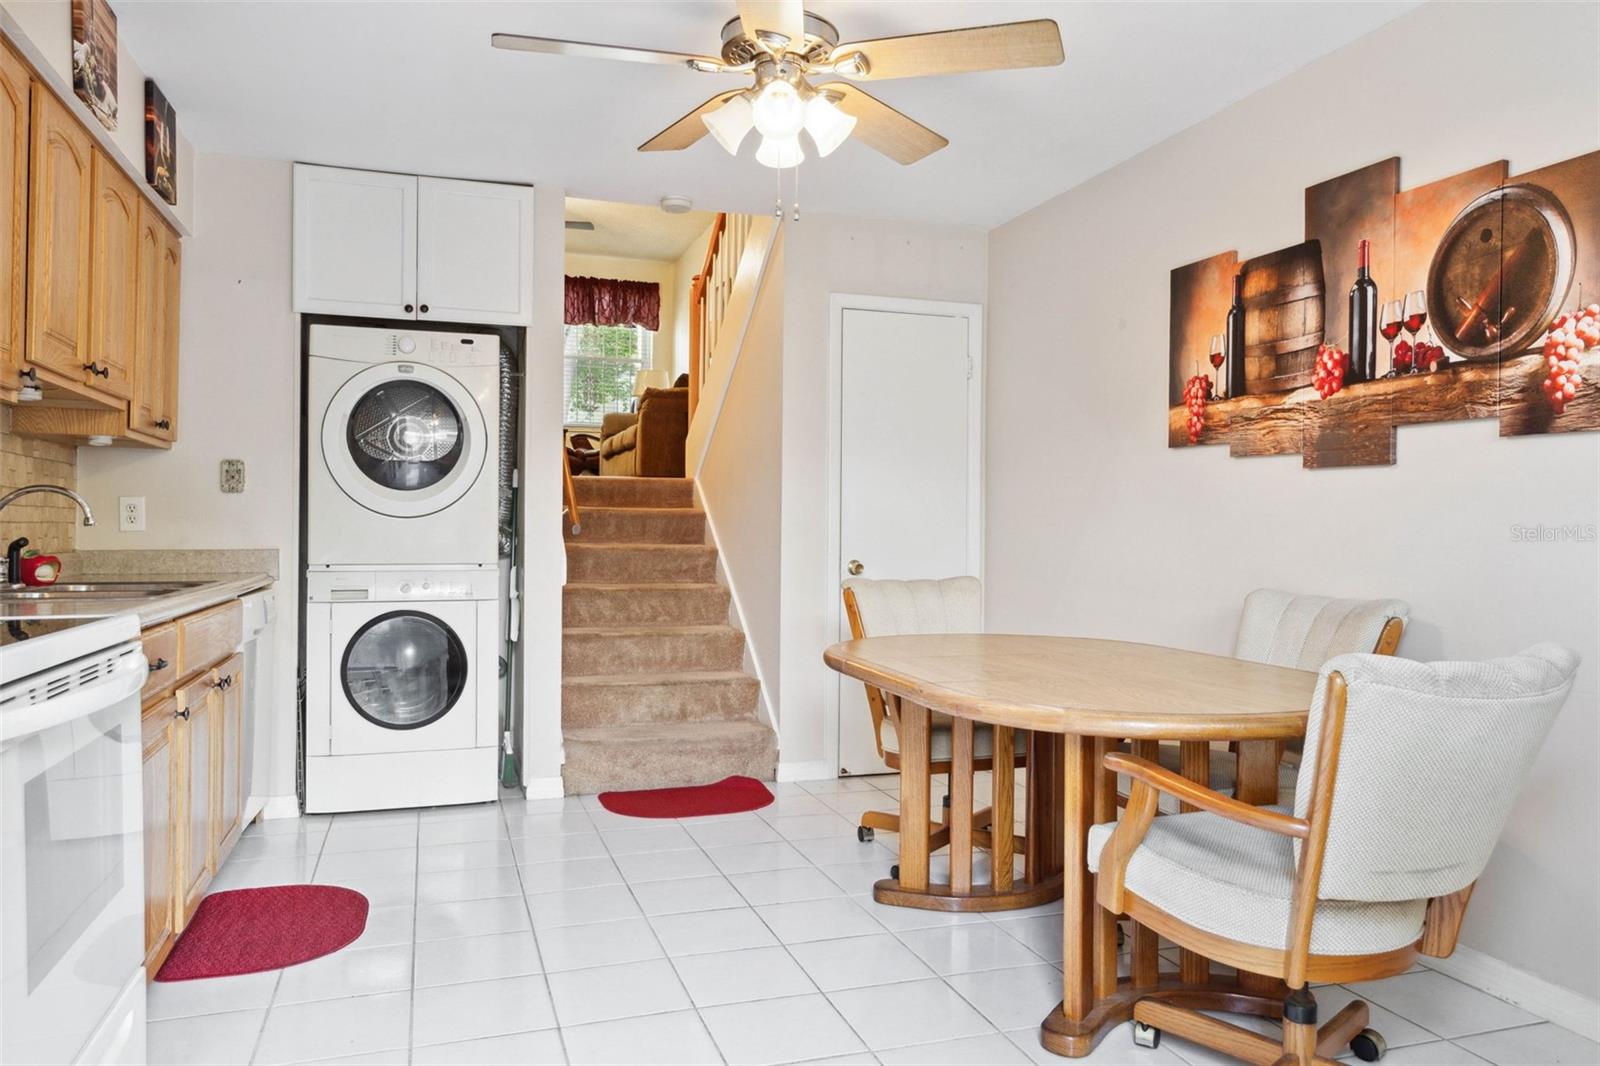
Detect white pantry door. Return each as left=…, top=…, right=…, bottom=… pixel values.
left=836, top=303, right=980, bottom=776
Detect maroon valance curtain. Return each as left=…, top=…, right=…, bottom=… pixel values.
left=564, top=275, right=661, bottom=332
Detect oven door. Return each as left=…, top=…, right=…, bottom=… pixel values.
left=1, top=644, right=146, bottom=1066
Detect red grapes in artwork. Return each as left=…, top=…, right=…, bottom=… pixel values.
left=1541, top=304, right=1598, bottom=416
left=1313, top=343, right=1349, bottom=399
left=1183, top=374, right=1209, bottom=443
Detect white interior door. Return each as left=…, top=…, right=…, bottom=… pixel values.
left=836, top=304, right=979, bottom=776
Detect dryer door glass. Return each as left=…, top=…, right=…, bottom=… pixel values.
left=341, top=611, right=468, bottom=729
left=346, top=381, right=465, bottom=491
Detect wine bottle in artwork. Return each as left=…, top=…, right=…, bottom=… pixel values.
left=1225, top=272, right=1246, bottom=399
left=1348, top=238, right=1378, bottom=383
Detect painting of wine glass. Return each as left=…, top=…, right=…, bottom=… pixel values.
left=71, top=0, right=118, bottom=130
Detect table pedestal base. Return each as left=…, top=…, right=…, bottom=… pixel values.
left=1039, top=977, right=1290, bottom=1057
left=872, top=873, right=1064, bottom=913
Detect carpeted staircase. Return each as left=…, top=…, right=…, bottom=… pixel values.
left=562, top=476, right=778, bottom=794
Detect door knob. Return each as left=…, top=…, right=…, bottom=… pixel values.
left=847, top=560, right=864, bottom=576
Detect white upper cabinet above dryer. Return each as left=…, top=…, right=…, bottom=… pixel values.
left=293, top=164, right=534, bottom=326
left=417, top=177, right=534, bottom=326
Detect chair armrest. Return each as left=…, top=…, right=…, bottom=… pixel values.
left=1105, top=752, right=1309, bottom=838
left=600, top=412, right=638, bottom=441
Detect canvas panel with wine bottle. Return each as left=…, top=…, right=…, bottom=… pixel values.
left=1167, top=149, right=1599, bottom=468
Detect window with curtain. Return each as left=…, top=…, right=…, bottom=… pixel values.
left=562, top=323, right=654, bottom=425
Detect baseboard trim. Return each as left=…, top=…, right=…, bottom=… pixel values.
left=523, top=775, right=566, bottom=800
left=777, top=760, right=835, bottom=783
left=1425, top=944, right=1600, bottom=1041
left=254, top=795, right=301, bottom=821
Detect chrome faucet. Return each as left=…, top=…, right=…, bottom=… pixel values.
left=0, top=484, right=95, bottom=585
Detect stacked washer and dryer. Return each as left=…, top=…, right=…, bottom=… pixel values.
left=303, top=324, right=504, bottom=812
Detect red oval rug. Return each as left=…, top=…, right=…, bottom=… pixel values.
left=599, top=774, right=774, bottom=818
left=155, top=885, right=369, bottom=981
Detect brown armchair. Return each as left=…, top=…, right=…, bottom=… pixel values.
left=599, top=386, right=688, bottom=477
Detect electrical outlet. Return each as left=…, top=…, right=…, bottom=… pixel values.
left=220, top=459, right=245, bottom=494
left=119, top=496, right=146, bottom=532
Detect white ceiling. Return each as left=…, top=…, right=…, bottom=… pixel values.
left=564, top=197, right=717, bottom=261
left=115, top=1, right=1419, bottom=230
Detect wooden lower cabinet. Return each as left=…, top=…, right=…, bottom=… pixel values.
left=141, top=611, right=250, bottom=975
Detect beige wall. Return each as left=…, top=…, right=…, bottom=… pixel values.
left=697, top=234, right=784, bottom=715
left=986, top=0, right=1599, bottom=1004
left=777, top=214, right=988, bottom=775
left=563, top=252, right=678, bottom=395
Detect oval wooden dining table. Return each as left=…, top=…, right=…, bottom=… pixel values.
left=823, top=634, right=1320, bottom=1057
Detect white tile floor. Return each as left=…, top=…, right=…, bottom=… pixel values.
left=149, top=776, right=1598, bottom=1066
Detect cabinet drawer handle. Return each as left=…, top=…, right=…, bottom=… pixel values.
left=154, top=419, right=171, bottom=430
left=82, top=362, right=109, bottom=378
left=215, top=674, right=233, bottom=690
left=175, top=707, right=190, bottom=720
left=148, top=657, right=169, bottom=672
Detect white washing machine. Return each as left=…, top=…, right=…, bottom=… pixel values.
left=304, top=568, right=499, bottom=812
left=307, top=323, right=500, bottom=566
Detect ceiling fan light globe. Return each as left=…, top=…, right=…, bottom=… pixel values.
left=701, top=94, right=754, bottom=155
left=755, top=133, right=805, bottom=169
left=751, top=80, right=805, bottom=139
left=804, top=94, right=856, bottom=157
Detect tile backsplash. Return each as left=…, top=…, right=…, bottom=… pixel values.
left=1, top=409, right=82, bottom=554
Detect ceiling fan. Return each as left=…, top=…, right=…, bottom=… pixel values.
left=492, top=1, right=1063, bottom=168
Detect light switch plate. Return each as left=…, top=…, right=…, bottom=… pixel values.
left=118, top=497, right=146, bottom=532
left=220, top=459, right=245, bottom=493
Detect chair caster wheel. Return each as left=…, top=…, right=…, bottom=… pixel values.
left=857, top=826, right=875, bottom=842
left=1350, top=1028, right=1386, bottom=1062
left=1131, top=1021, right=1161, bottom=1049
left=890, top=864, right=900, bottom=880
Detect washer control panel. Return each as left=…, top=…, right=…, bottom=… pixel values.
left=307, top=323, right=498, bottom=368
left=305, top=569, right=489, bottom=602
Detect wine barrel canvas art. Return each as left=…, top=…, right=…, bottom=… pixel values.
left=1168, top=149, right=1600, bottom=468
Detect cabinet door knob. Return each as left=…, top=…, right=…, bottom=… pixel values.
left=82, top=362, right=109, bottom=378
left=404, top=304, right=414, bottom=314
left=847, top=559, right=865, bottom=576
left=175, top=707, right=190, bottom=720
left=154, top=419, right=171, bottom=430
left=148, top=657, right=168, bottom=672
left=419, top=304, right=429, bottom=314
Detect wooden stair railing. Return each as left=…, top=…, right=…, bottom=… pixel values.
left=688, top=213, right=752, bottom=420
left=562, top=442, right=582, bottom=535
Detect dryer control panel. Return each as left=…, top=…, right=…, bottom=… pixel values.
left=306, top=569, right=491, bottom=602
left=308, top=323, right=499, bottom=368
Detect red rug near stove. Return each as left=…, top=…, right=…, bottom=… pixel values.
left=599, top=775, right=774, bottom=818
left=155, top=885, right=368, bottom=981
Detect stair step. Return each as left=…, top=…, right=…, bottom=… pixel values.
left=563, top=671, right=760, bottom=727
left=563, top=625, right=745, bottom=676
left=564, top=583, right=730, bottom=628
left=566, top=544, right=716, bottom=584
left=572, top=476, right=694, bottom=509
left=566, top=506, right=705, bottom=545
left=561, top=720, right=778, bottom=795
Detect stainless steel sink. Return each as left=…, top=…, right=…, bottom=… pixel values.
left=0, top=581, right=204, bottom=600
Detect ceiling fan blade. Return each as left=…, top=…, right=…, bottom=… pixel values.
left=737, top=0, right=806, bottom=50
left=491, top=32, right=729, bottom=71
left=823, top=84, right=947, bottom=165
left=638, top=91, right=745, bottom=152
left=828, top=19, right=1064, bottom=81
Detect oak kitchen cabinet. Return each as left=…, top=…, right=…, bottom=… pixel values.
left=140, top=603, right=247, bottom=975
left=1, top=34, right=184, bottom=445
left=293, top=163, right=534, bottom=326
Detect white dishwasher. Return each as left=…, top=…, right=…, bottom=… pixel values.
left=0, top=614, right=148, bottom=1066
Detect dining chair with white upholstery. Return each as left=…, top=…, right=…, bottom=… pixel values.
left=841, top=576, right=1032, bottom=897
left=1093, top=643, right=1578, bottom=1065
left=1156, top=589, right=1410, bottom=806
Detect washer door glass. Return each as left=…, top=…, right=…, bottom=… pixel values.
left=346, top=381, right=465, bottom=492
left=341, top=611, right=467, bottom=730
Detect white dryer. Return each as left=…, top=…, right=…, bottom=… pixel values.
left=304, top=568, right=499, bottom=812
left=307, top=324, right=499, bottom=566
